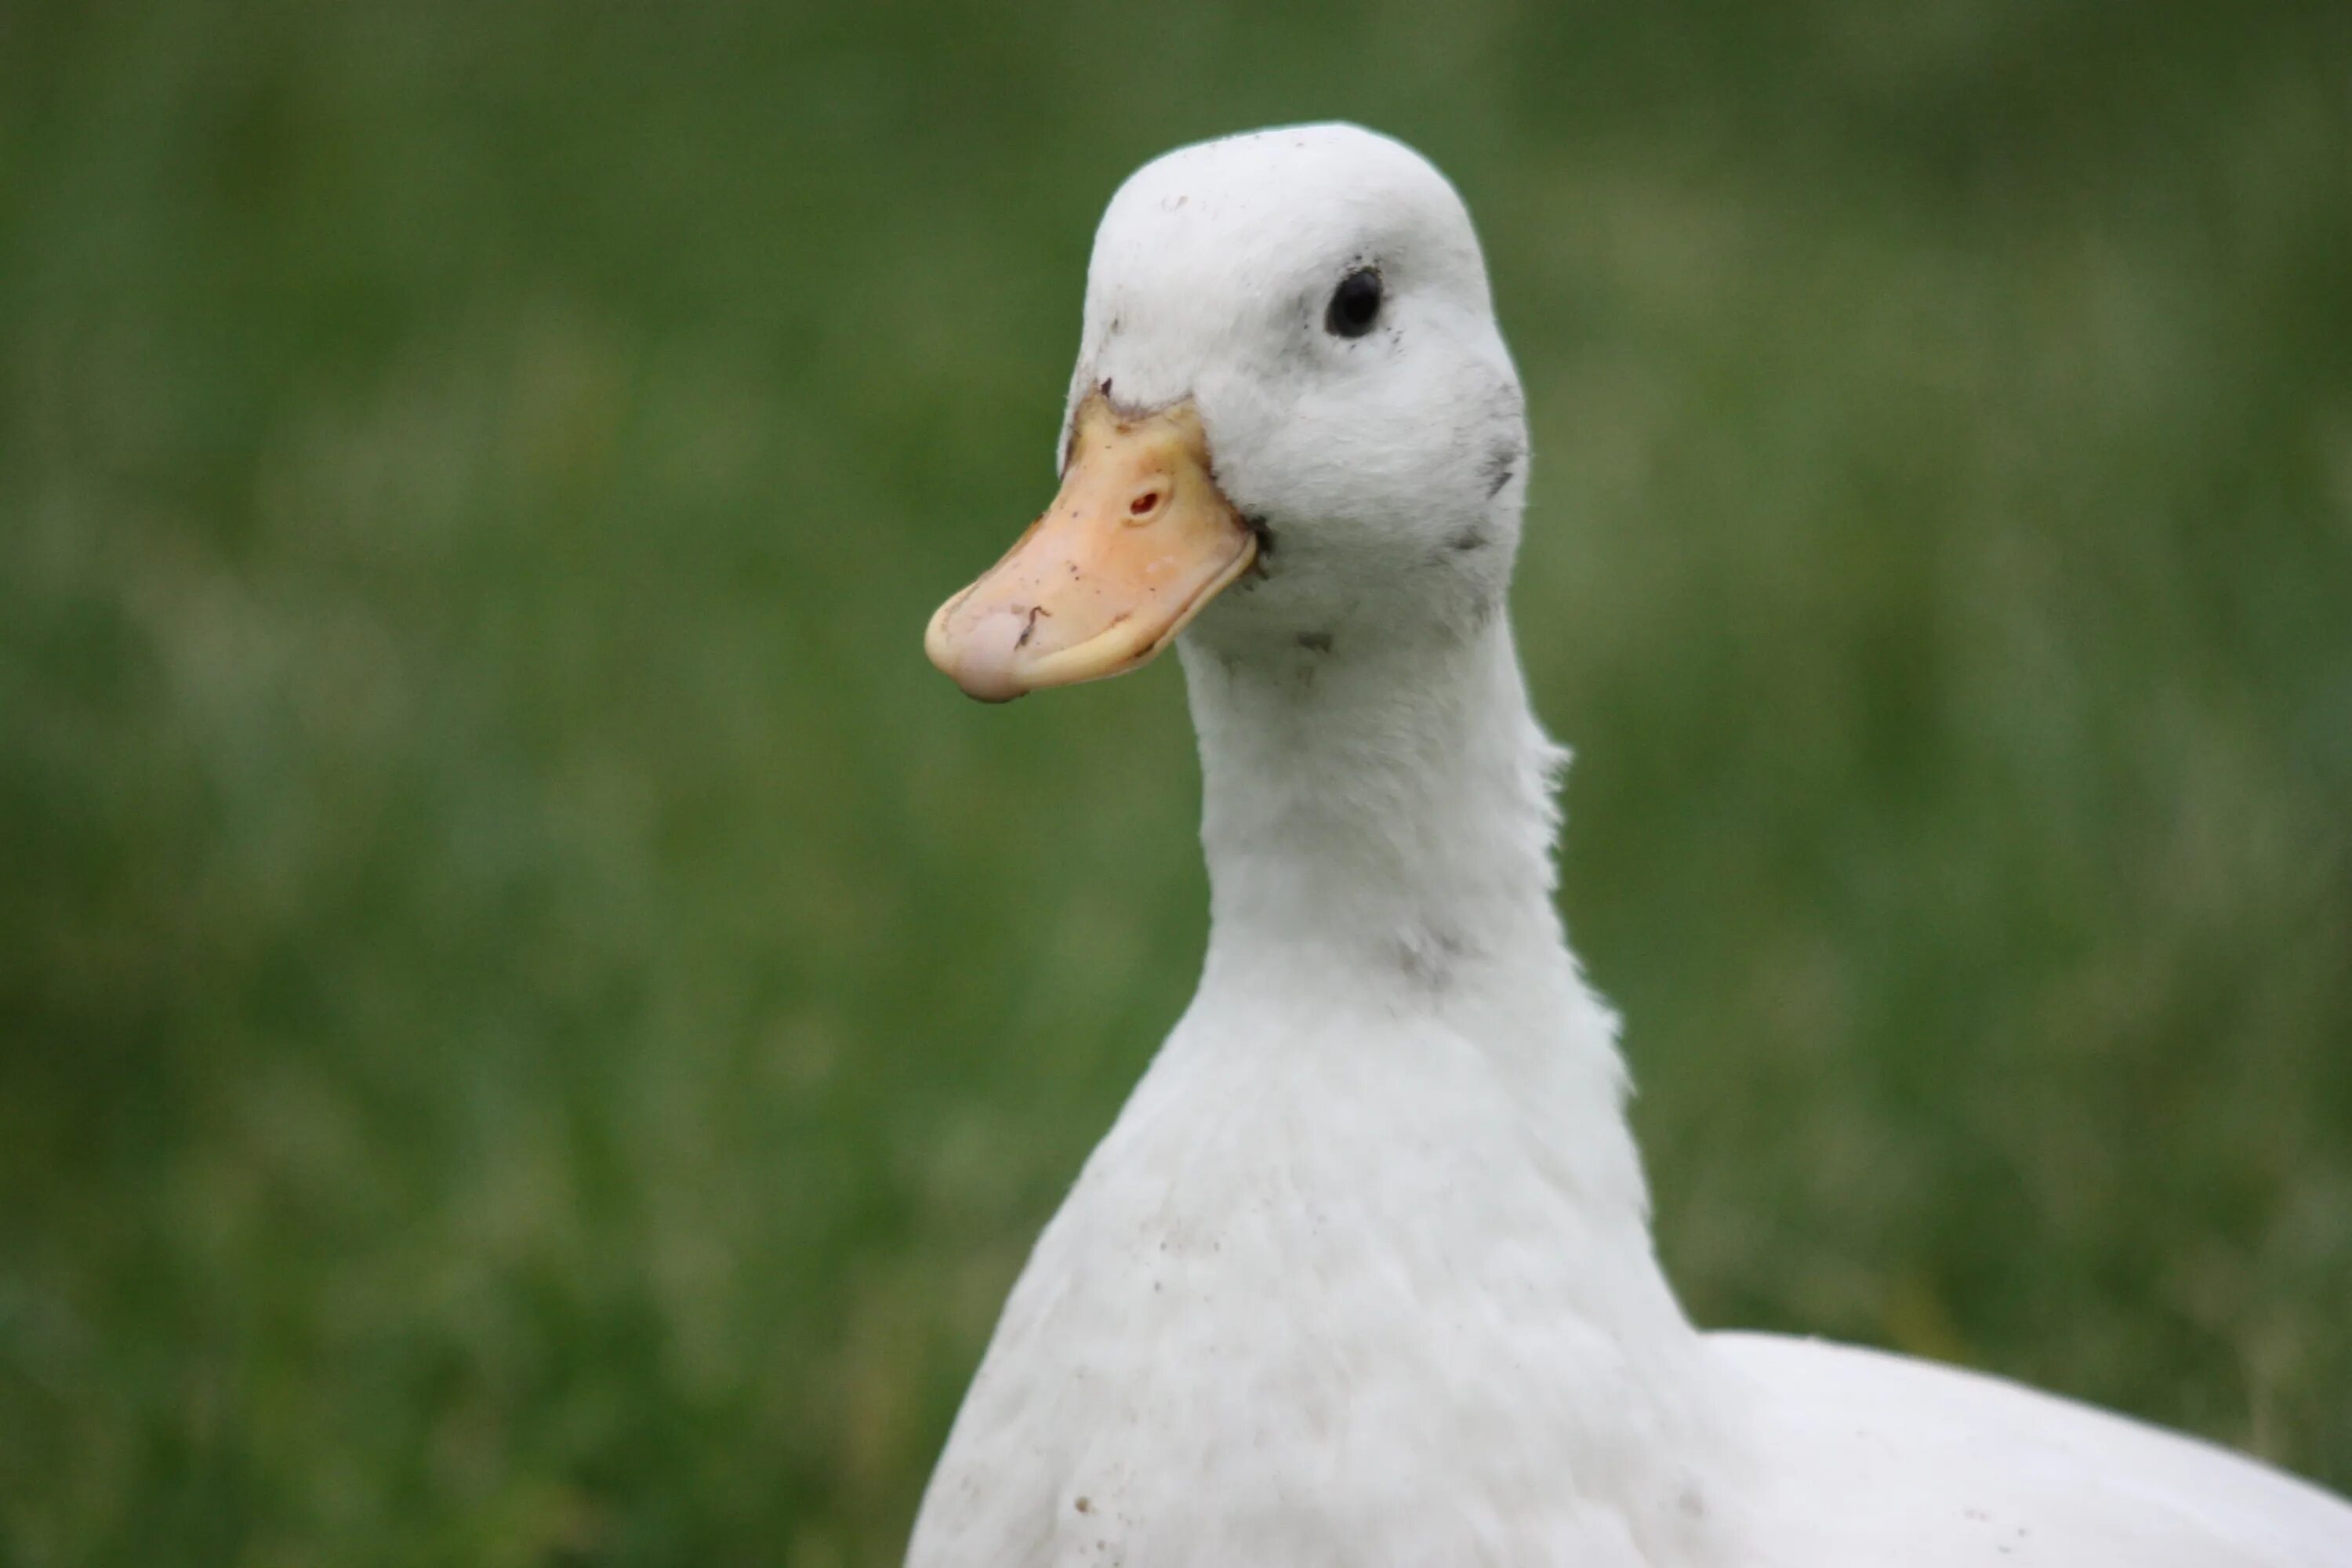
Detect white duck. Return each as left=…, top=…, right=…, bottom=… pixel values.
left=913, top=123, right=2352, bottom=1566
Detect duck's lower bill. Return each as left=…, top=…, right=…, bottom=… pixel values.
left=924, top=394, right=1258, bottom=702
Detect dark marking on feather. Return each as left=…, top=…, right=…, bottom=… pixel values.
left=1392, top=923, right=1472, bottom=992
left=1481, top=436, right=1524, bottom=499
left=1294, top=630, right=1334, bottom=653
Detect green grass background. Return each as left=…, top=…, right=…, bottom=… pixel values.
left=5, top=1, right=2351, bottom=1562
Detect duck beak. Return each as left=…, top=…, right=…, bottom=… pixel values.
left=925, top=394, right=1258, bottom=702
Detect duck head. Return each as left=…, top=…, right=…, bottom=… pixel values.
left=927, top=124, right=1529, bottom=701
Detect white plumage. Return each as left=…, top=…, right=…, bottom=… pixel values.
left=909, top=123, right=2352, bottom=1566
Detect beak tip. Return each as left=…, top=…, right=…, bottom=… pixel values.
left=927, top=598, right=1036, bottom=702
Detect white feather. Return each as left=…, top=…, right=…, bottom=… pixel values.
left=908, top=123, right=2352, bottom=1566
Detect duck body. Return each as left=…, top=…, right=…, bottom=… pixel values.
left=909, top=124, right=2352, bottom=1566
left=1722, top=1334, right=2352, bottom=1566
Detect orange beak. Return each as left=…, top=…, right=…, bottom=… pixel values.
left=925, top=394, right=1258, bottom=702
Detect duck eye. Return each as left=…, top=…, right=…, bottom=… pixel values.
left=1323, top=267, right=1383, bottom=339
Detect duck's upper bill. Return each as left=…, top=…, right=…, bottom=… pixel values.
left=924, top=393, right=1258, bottom=702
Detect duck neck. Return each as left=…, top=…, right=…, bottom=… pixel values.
left=1178, top=610, right=1574, bottom=993
left=1173, top=605, right=1704, bottom=1394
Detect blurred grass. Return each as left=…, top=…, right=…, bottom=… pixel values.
left=4, top=0, right=2351, bottom=1562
